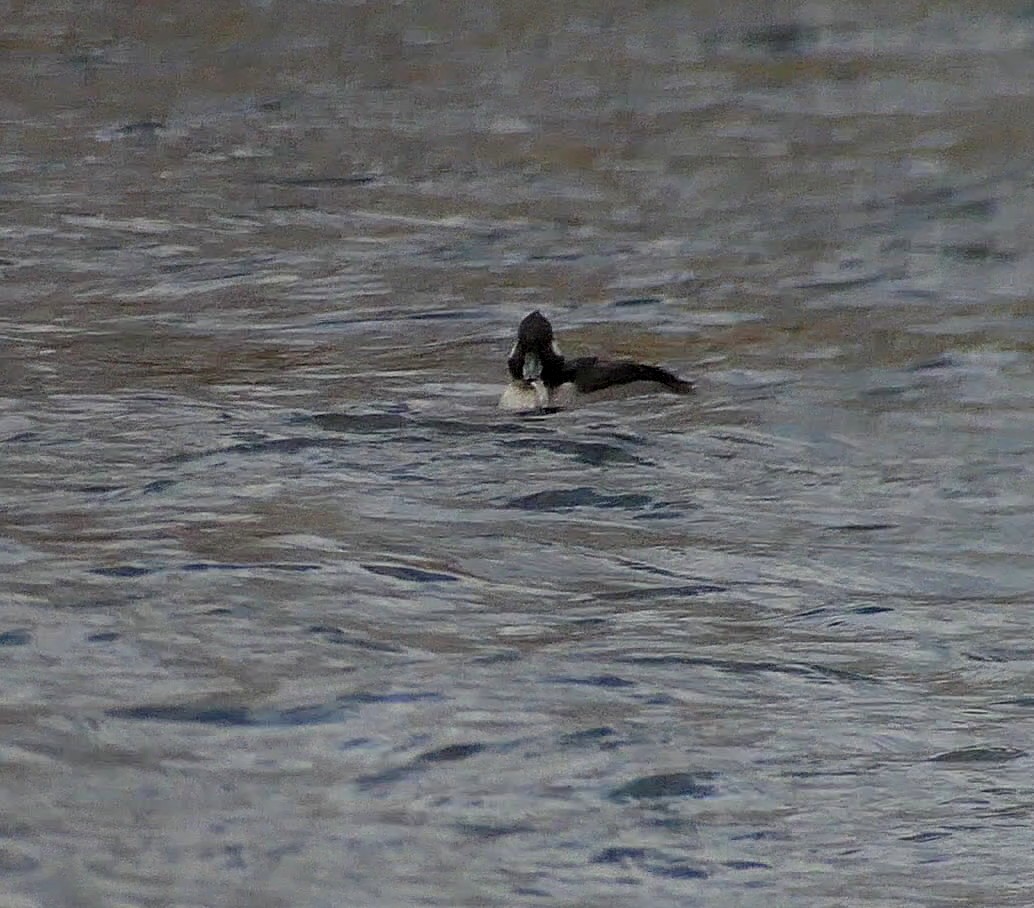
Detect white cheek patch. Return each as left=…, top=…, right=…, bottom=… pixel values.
left=551, top=341, right=562, bottom=357
left=523, top=351, right=542, bottom=380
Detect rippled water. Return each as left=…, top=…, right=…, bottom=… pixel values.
left=4, top=2, right=1034, bottom=905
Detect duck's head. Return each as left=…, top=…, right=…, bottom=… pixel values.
left=507, top=310, right=565, bottom=384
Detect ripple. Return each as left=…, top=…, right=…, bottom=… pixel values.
left=362, top=563, right=460, bottom=583
left=416, top=743, right=485, bottom=763
left=356, top=742, right=486, bottom=790
left=501, top=437, right=647, bottom=466
left=90, top=565, right=154, bottom=578
left=506, top=487, right=654, bottom=511
left=108, top=690, right=441, bottom=727
left=929, top=746, right=1028, bottom=764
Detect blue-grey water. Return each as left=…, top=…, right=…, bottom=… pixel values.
left=3, top=2, right=1034, bottom=905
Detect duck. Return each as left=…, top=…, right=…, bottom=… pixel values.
left=499, top=310, right=693, bottom=411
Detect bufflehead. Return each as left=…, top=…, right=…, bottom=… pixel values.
left=499, top=310, right=693, bottom=411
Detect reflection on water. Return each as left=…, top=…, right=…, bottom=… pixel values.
left=3, top=2, right=1034, bottom=905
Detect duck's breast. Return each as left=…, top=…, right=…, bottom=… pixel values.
left=499, top=380, right=551, bottom=411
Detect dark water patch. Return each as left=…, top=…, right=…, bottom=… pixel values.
left=860, top=385, right=920, bottom=401
left=108, top=704, right=254, bottom=726
left=724, top=860, right=771, bottom=870
left=851, top=605, right=893, bottom=616
left=617, top=655, right=873, bottom=684
left=313, top=412, right=530, bottom=439
left=742, top=22, right=817, bottom=54
left=901, top=830, right=952, bottom=843
left=403, top=309, right=483, bottom=321
left=644, top=693, right=679, bottom=707
left=942, top=198, right=997, bottom=220
left=224, top=437, right=348, bottom=457
left=417, top=742, right=485, bottom=764
left=610, top=771, right=717, bottom=802
left=362, top=563, right=459, bottom=583
left=77, top=484, right=122, bottom=494
left=471, top=650, right=521, bottom=665
left=592, top=846, right=648, bottom=864
left=307, top=625, right=404, bottom=653
left=512, top=886, right=552, bottom=898
left=897, top=185, right=958, bottom=209
left=272, top=175, right=377, bottom=187
left=908, top=355, right=956, bottom=371
left=787, top=768, right=865, bottom=780
left=167, top=435, right=350, bottom=463
left=421, top=417, right=531, bottom=437
left=940, top=243, right=1013, bottom=263
left=501, top=437, right=647, bottom=466
left=109, top=690, right=441, bottom=727
left=633, top=509, right=686, bottom=521
left=119, top=120, right=165, bottom=135
left=142, top=479, right=177, bottom=494
left=511, top=405, right=563, bottom=417
left=593, top=583, right=726, bottom=602
left=2, top=432, right=38, bottom=444
left=0, top=629, right=31, bottom=646
left=929, top=746, right=1027, bottom=764
left=86, top=631, right=120, bottom=643
left=797, top=271, right=887, bottom=291
left=590, top=428, right=647, bottom=446
left=614, top=296, right=664, bottom=307
left=455, top=821, right=534, bottom=840
left=205, top=605, right=253, bottom=617
left=826, top=523, right=897, bottom=533
left=963, top=651, right=1011, bottom=664
left=313, top=412, right=410, bottom=433
left=182, top=561, right=320, bottom=573
left=91, top=565, right=155, bottom=578
left=356, top=741, right=485, bottom=789
left=708, top=432, right=776, bottom=448
left=651, top=862, right=709, bottom=880
left=549, top=674, right=635, bottom=689
left=995, top=697, right=1034, bottom=709
left=731, top=829, right=791, bottom=843
left=355, top=765, right=412, bottom=789
left=0, top=846, right=40, bottom=874
left=506, top=487, right=653, bottom=512
left=559, top=726, right=616, bottom=746
left=616, top=558, right=682, bottom=579
left=527, top=250, right=583, bottom=262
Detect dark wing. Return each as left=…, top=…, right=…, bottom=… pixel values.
left=568, top=357, right=694, bottom=394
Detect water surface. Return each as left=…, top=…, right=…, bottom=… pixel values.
left=3, top=2, right=1034, bottom=905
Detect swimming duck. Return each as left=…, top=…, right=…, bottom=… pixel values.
left=499, top=310, right=693, bottom=411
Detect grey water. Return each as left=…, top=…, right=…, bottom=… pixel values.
left=3, top=2, right=1034, bottom=905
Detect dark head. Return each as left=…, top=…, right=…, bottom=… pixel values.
left=507, top=310, right=566, bottom=385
